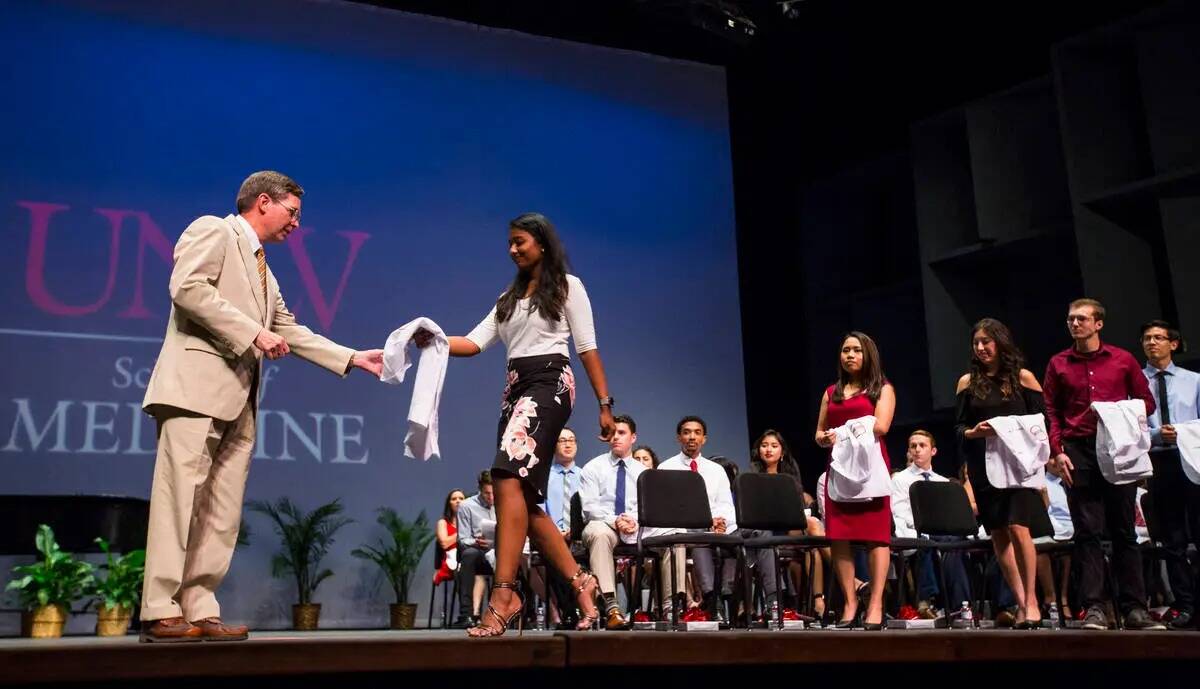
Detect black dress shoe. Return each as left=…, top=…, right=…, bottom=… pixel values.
left=450, top=615, right=474, bottom=629
left=1015, top=618, right=1043, bottom=630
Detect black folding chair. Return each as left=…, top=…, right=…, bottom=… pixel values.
left=905, top=481, right=994, bottom=624
left=634, top=470, right=745, bottom=628
left=735, top=473, right=830, bottom=628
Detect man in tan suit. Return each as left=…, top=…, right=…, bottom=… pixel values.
left=139, top=171, right=383, bottom=642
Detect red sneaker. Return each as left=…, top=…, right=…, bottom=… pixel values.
left=898, top=605, right=920, bottom=621
left=681, top=607, right=710, bottom=622
left=633, top=610, right=653, bottom=623
left=781, top=608, right=803, bottom=621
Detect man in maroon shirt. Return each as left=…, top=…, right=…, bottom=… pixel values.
left=1043, top=298, right=1164, bottom=630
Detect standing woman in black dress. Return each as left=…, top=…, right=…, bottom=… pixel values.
left=955, top=318, right=1046, bottom=628
left=446, top=213, right=614, bottom=638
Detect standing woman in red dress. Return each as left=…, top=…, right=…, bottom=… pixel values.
left=814, top=331, right=896, bottom=630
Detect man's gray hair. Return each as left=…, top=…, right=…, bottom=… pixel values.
left=235, top=171, right=304, bottom=213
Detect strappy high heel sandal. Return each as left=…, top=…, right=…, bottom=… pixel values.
left=467, top=581, right=525, bottom=638
left=570, top=568, right=601, bottom=631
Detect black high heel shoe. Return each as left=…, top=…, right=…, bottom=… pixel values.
left=467, top=582, right=525, bottom=638
left=834, top=609, right=863, bottom=630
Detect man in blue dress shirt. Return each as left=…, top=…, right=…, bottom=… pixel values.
left=1141, top=320, right=1200, bottom=630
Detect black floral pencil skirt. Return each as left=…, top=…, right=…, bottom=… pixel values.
left=491, top=354, right=575, bottom=497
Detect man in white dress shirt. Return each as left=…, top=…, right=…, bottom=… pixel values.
left=660, top=416, right=776, bottom=622
left=890, top=430, right=969, bottom=617
left=580, top=414, right=685, bottom=629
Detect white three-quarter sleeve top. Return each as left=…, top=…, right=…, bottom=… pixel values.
left=465, top=274, right=597, bottom=360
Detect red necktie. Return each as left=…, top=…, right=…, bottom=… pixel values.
left=690, top=459, right=698, bottom=472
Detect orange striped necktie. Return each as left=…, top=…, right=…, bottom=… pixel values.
left=255, top=248, right=268, bottom=302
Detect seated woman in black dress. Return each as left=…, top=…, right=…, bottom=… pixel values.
left=955, top=318, right=1046, bottom=629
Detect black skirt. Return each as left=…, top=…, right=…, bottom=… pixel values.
left=490, top=354, right=575, bottom=497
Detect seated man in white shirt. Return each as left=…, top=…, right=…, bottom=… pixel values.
left=890, top=430, right=970, bottom=618
left=580, top=414, right=685, bottom=629
left=660, top=416, right=776, bottom=623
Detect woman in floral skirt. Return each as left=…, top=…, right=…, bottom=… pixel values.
left=446, top=212, right=615, bottom=637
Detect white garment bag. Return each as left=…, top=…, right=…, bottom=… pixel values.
left=1091, top=400, right=1154, bottom=485
left=1172, top=419, right=1200, bottom=486
left=381, top=317, right=449, bottom=461
left=827, top=415, right=892, bottom=502
left=984, top=414, right=1049, bottom=490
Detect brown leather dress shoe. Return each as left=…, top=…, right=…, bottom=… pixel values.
left=605, top=609, right=629, bottom=631
left=191, top=617, right=249, bottom=641
left=139, top=617, right=203, bottom=643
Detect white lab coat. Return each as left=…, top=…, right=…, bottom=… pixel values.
left=1091, top=400, right=1154, bottom=485
left=984, top=414, right=1049, bottom=490
left=381, top=317, right=449, bottom=461
left=827, top=415, right=891, bottom=502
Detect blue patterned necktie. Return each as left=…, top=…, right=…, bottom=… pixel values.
left=922, top=472, right=931, bottom=481
left=614, top=458, right=626, bottom=516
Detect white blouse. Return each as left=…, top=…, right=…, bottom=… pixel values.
left=465, top=274, right=597, bottom=360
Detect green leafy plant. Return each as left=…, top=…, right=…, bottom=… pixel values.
left=5, top=524, right=94, bottom=611
left=247, top=497, right=353, bottom=605
left=351, top=508, right=435, bottom=604
left=87, top=538, right=145, bottom=612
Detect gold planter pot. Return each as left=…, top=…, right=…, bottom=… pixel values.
left=389, top=603, right=417, bottom=630
left=22, top=604, right=68, bottom=639
left=95, top=605, right=133, bottom=636
left=292, top=603, right=321, bottom=630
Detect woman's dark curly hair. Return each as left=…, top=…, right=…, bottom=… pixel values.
left=968, top=318, right=1024, bottom=400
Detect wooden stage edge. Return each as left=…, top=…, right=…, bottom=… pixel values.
left=2, top=629, right=1199, bottom=684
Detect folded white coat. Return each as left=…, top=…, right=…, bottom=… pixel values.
left=1172, top=419, right=1200, bottom=486
left=984, top=414, right=1049, bottom=490
left=828, top=415, right=891, bottom=502
left=381, top=317, right=448, bottom=461
left=1091, top=399, right=1154, bottom=485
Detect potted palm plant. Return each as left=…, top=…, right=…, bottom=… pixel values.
left=6, top=524, right=94, bottom=638
left=351, top=508, right=435, bottom=629
left=247, top=497, right=352, bottom=630
left=87, top=537, right=145, bottom=636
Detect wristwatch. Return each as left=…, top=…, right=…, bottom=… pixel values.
left=597, top=396, right=615, bottom=408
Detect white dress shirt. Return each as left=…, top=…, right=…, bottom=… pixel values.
left=465, top=274, right=597, bottom=359
left=580, top=451, right=643, bottom=529
left=659, top=452, right=737, bottom=532
left=232, top=214, right=263, bottom=254
left=890, top=463, right=949, bottom=538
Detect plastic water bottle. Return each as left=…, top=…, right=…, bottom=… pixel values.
left=769, top=600, right=781, bottom=629
left=960, top=601, right=974, bottom=629
left=535, top=603, right=546, bottom=631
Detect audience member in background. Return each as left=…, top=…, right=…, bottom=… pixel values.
left=955, top=318, right=1047, bottom=628
left=748, top=430, right=811, bottom=617
left=542, top=427, right=582, bottom=627
left=634, top=445, right=659, bottom=469
left=580, top=415, right=686, bottom=629
left=453, top=471, right=497, bottom=628
left=1141, top=320, right=1200, bottom=630
left=1043, top=298, right=1164, bottom=630
left=435, top=489, right=466, bottom=593
left=814, top=332, right=895, bottom=630
left=890, top=430, right=970, bottom=619
left=662, top=417, right=771, bottom=622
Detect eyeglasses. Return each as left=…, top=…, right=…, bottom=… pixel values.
left=274, top=198, right=301, bottom=221
left=1066, top=315, right=1093, bottom=323
left=1142, top=335, right=1171, bottom=343
left=557, top=438, right=576, bottom=445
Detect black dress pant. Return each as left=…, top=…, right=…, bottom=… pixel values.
left=1149, top=448, right=1200, bottom=614
left=1064, top=437, right=1146, bottom=615
left=457, top=546, right=493, bottom=615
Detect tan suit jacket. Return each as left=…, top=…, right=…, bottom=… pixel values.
left=143, top=214, right=354, bottom=421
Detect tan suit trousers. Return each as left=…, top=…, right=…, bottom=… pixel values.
left=582, top=521, right=686, bottom=605
left=140, top=402, right=255, bottom=621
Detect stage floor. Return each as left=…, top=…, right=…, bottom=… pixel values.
left=2, top=628, right=1198, bottom=686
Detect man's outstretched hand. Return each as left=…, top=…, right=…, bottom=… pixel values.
left=352, top=349, right=385, bottom=377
